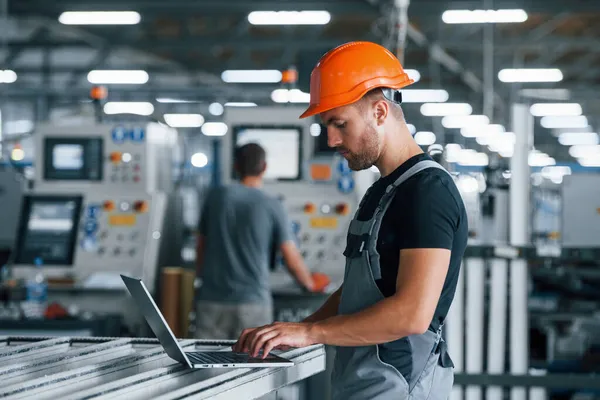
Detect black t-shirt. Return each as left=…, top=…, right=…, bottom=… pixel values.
left=357, top=153, right=468, bottom=331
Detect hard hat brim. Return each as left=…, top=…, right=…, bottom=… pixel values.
left=299, top=77, right=415, bottom=119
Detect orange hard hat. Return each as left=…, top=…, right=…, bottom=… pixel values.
left=299, top=41, right=415, bottom=119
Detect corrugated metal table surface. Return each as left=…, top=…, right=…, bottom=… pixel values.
left=0, top=336, right=326, bottom=400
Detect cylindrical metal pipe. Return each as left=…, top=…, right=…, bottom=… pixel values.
left=486, top=258, right=509, bottom=400
left=509, top=103, right=533, bottom=400
left=447, top=264, right=465, bottom=400
left=393, top=0, right=410, bottom=64
left=465, top=258, right=485, bottom=400
left=483, top=0, right=495, bottom=120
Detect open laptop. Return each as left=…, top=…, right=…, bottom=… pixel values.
left=121, top=274, right=293, bottom=368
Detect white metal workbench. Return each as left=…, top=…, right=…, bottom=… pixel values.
left=0, top=336, right=326, bottom=400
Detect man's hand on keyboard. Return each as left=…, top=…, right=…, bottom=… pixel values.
left=233, top=322, right=318, bottom=359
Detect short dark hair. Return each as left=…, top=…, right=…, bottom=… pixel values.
left=234, top=142, right=266, bottom=178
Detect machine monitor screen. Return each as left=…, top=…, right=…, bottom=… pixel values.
left=233, top=125, right=303, bottom=181
left=44, top=137, right=103, bottom=181
left=14, top=195, right=83, bottom=266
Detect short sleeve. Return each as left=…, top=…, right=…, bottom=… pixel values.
left=271, top=199, right=293, bottom=247
left=394, top=176, right=460, bottom=250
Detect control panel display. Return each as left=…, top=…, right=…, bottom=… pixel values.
left=14, top=195, right=83, bottom=265
left=44, top=137, right=103, bottom=181
left=233, top=126, right=302, bottom=181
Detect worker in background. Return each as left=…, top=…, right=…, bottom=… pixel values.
left=234, top=41, right=468, bottom=400
left=194, top=142, right=320, bottom=340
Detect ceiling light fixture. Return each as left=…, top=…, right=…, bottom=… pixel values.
left=88, top=70, right=149, bottom=84
left=498, top=68, right=563, bottom=83
left=530, top=103, right=582, bottom=117
left=248, top=11, right=331, bottom=25
left=59, top=11, right=141, bottom=25
left=442, top=9, right=527, bottom=24
left=420, top=103, right=472, bottom=117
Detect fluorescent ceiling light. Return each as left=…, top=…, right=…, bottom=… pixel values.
left=578, top=156, right=600, bottom=167
left=530, top=103, right=582, bottom=117
left=59, top=11, right=141, bottom=25
left=209, top=102, right=224, bottom=116
left=88, top=70, right=148, bottom=84
left=420, top=103, right=472, bottom=117
left=540, top=116, right=588, bottom=129
left=191, top=152, right=208, bottom=168
left=405, top=69, right=421, bottom=83
left=558, top=132, right=598, bottom=146
left=529, top=151, right=555, bottom=167
left=569, top=145, right=600, bottom=159
left=402, top=89, right=449, bottom=103
left=456, top=149, right=489, bottom=167
left=201, top=122, right=228, bottom=136
left=221, top=69, right=282, bottom=83
left=0, top=70, right=17, bottom=84
left=164, top=113, right=205, bottom=128
left=498, top=68, right=563, bottom=83
left=444, top=144, right=462, bottom=163
left=156, top=98, right=197, bottom=103
left=462, top=123, right=505, bottom=138
left=442, top=9, right=527, bottom=24
left=248, top=11, right=331, bottom=25
left=541, top=166, right=571, bottom=184
left=407, top=124, right=416, bottom=135
left=224, top=102, right=257, bottom=107
left=442, top=114, right=489, bottom=129
left=488, top=140, right=515, bottom=155
left=271, top=88, right=310, bottom=103
left=414, top=131, right=436, bottom=146
left=103, top=102, right=154, bottom=116
left=476, top=129, right=512, bottom=146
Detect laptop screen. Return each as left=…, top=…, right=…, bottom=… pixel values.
left=121, top=275, right=192, bottom=367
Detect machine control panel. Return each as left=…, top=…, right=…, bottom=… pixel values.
left=12, top=191, right=167, bottom=291
left=34, top=122, right=178, bottom=194
left=269, top=182, right=356, bottom=280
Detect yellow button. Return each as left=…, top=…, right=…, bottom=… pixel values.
left=109, top=214, right=137, bottom=226
left=310, top=217, right=338, bottom=229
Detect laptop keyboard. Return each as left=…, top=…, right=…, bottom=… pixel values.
left=186, top=351, right=256, bottom=364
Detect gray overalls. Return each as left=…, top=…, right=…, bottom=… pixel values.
left=332, top=160, right=455, bottom=400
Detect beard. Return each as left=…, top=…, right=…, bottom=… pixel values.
left=342, top=126, right=380, bottom=171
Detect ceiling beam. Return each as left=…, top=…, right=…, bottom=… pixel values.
left=10, top=1, right=379, bottom=16
left=438, top=36, right=600, bottom=52
left=3, top=37, right=374, bottom=51
left=10, top=0, right=600, bottom=16
left=8, top=34, right=599, bottom=56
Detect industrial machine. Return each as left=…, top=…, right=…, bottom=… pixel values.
left=0, top=167, right=26, bottom=266
left=5, top=121, right=183, bottom=335
left=222, top=106, right=361, bottom=297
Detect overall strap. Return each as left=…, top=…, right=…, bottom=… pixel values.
left=368, top=160, right=449, bottom=237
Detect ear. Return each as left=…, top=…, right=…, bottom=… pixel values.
left=260, top=161, right=267, bottom=174
left=374, top=100, right=389, bottom=126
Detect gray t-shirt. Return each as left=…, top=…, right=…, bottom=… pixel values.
left=197, top=183, right=292, bottom=304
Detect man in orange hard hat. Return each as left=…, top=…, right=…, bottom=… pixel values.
left=234, top=41, right=468, bottom=399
